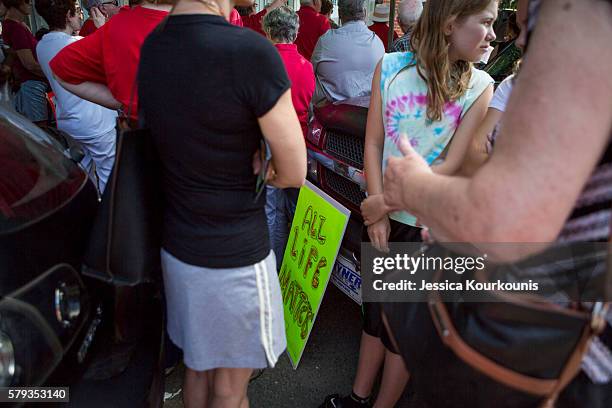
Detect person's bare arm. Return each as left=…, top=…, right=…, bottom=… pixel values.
left=258, top=89, right=306, bottom=188
left=457, top=107, right=504, bottom=177
left=361, top=61, right=391, bottom=252
left=363, top=61, right=385, bottom=197
left=54, top=76, right=122, bottom=109
left=383, top=0, right=612, bottom=247
left=15, top=49, right=44, bottom=77
left=432, top=84, right=493, bottom=175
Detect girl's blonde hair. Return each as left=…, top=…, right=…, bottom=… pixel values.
left=408, top=0, right=496, bottom=121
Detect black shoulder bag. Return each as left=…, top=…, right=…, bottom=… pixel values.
left=82, top=86, right=163, bottom=286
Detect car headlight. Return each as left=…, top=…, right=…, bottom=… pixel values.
left=0, top=331, right=15, bottom=386
left=55, top=282, right=81, bottom=328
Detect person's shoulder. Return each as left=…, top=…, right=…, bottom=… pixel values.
left=38, top=32, right=76, bottom=47
left=383, top=51, right=415, bottom=69
left=233, top=26, right=273, bottom=49
left=497, top=74, right=515, bottom=89
left=470, top=66, right=494, bottom=85
left=140, top=23, right=162, bottom=51
left=317, top=26, right=334, bottom=41
left=140, top=20, right=166, bottom=58
left=231, top=27, right=280, bottom=66
left=2, top=19, right=17, bottom=30
left=381, top=51, right=416, bottom=82
left=493, top=74, right=515, bottom=98
left=111, top=5, right=167, bottom=26
left=3, top=20, right=27, bottom=35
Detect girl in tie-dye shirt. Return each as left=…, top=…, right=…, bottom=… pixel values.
left=374, top=52, right=493, bottom=226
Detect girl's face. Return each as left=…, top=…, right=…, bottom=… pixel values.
left=447, top=1, right=498, bottom=63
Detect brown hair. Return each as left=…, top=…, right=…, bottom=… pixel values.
left=35, top=0, right=77, bottom=31
left=407, top=0, right=497, bottom=121
left=1, top=0, right=27, bottom=9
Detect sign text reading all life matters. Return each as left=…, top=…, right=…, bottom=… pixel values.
left=279, top=181, right=349, bottom=368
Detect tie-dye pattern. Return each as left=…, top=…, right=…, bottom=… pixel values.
left=379, top=52, right=493, bottom=226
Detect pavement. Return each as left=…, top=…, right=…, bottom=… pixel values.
left=163, top=284, right=421, bottom=408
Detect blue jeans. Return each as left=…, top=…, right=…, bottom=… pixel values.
left=265, top=186, right=299, bottom=269
left=14, top=80, right=48, bottom=123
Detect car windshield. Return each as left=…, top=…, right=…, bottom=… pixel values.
left=0, top=106, right=86, bottom=233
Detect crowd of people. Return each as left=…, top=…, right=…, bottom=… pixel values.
left=0, top=0, right=611, bottom=407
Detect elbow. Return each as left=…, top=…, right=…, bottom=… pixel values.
left=275, top=167, right=306, bottom=189
left=278, top=177, right=306, bottom=189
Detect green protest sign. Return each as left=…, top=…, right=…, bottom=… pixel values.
left=279, top=180, right=350, bottom=368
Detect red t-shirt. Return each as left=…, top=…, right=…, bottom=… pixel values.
left=50, top=6, right=168, bottom=119
left=295, top=6, right=330, bottom=61
left=368, top=22, right=398, bottom=52
left=242, top=9, right=266, bottom=36
left=229, top=9, right=243, bottom=26
left=274, top=43, right=314, bottom=137
left=79, top=18, right=97, bottom=37
left=1, top=19, right=39, bottom=83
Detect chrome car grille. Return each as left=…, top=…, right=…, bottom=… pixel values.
left=324, top=130, right=364, bottom=170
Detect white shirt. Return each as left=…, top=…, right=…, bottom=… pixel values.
left=489, top=74, right=515, bottom=112
left=36, top=32, right=117, bottom=139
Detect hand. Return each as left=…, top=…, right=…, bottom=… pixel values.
left=252, top=149, right=263, bottom=175
left=383, top=134, right=431, bottom=213
left=90, top=7, right=107, bottom=28
left=367, top=216, right=391, bottom=253
left=361, top=194, right=390, bottom=226
left=266, top=163, right=285, bottom=187
left=252, top=149, right=278, bottom=184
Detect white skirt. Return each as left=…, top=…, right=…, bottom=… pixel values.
left=161, top=249, right=286, bottom=371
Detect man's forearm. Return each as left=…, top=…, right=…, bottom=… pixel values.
left=401, top=173, right=482, bottom=242
left=55, top=77, right=121, bottom=110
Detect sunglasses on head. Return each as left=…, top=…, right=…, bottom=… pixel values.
left=101, top=0, right=119, bottom=6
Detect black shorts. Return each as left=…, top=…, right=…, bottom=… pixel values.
left=361, top=219, right=421, bottom=354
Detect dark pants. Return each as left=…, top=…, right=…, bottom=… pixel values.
left=362, top=220, right=422, bottom=354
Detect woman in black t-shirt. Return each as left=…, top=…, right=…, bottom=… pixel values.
left=138, top=0, right=306, bottom=405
